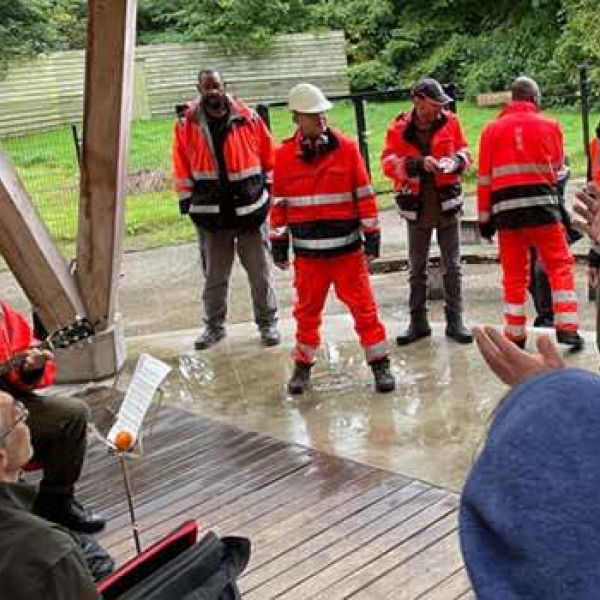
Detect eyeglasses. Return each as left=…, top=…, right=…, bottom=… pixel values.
left=0, top=401, right=29, bottom=443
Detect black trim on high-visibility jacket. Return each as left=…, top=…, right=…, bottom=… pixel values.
left=186, top=100, right=271, bottom=232
left=289, top=218, right=363, bottom=258
left=190, top=173, right=268, bottom=232
left=396, top=182, right=463, bottom=221
left=491, top=184, right=561, bottom=230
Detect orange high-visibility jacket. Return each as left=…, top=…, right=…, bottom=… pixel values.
left=270, top=129, right=380, bottom=260
left=591, top=136, right=600, bottom=186
left=477, top=101, right=564, bottom=230
left=172, top=97, right=273, bottom=231
left=381, top=109, right=471, bottom=220
left=0, top=301, right=55, bottom=393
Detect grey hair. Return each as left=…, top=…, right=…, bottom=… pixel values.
left=511, top=76, right=541, bottom=104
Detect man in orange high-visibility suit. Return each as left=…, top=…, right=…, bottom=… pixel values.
left=172, top=68, right=279, bottom=350
left=477, top=76, right=583, bottom=349
left=270, top=83, right=395, bottom=395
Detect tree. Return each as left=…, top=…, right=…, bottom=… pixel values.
left=138, top=0, right=310, bottom=52
left=0, top=0, right=55, bottom=76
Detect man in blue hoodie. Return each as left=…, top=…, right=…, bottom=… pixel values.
left=460, top=326, right=600, bottom=599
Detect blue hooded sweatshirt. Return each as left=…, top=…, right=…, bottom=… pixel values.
left=459, top=368, right=600, bottom=599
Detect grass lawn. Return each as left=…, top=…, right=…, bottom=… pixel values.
left=1, top=101, right=597, bottom=254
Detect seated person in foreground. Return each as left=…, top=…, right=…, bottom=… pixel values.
left=0, top=391, right=100, bottom=599
left=0, top=299, right=105, bottom=532
left=460, top=326, right=600, bottom=599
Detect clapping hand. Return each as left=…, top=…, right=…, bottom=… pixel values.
left=473, top=325, right=565, bottom=387
left=573, top=182, right=600, bottom=244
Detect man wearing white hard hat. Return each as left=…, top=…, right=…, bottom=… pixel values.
left=270, top=83, right=395, bottom=395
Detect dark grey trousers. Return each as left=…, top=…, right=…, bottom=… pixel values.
left=194, top=224, right=278, bottom=330
left=24, top=394, right=90, bottom=495
left=407, top=220, right=463, bottom=315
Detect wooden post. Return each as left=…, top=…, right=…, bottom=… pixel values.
left=0, top=149, right=86, bottom=328
left=77, top=0, right=137, bottom=330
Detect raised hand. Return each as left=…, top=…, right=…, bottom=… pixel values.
left=473, top=325, right=565, bottom=386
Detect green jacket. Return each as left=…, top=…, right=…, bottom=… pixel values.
left=0, top=482, right=99, bottom=600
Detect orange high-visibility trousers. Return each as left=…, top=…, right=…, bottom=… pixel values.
left=498, top=222, right=578, bottom=342
left=293, top=250, right=387, bottom=364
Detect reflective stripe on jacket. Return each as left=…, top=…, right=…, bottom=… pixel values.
left=477, top=101, right=563, bottom=230
left=381, top=109, right=471, bottom=221
left=270, top=129, right=379, bottom=259
left=171, top=97, right=273, bottom=231
left=591, top=136, right=600, bottom=187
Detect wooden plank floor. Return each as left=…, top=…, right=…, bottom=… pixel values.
left=78, top=398, right=471, bottom=599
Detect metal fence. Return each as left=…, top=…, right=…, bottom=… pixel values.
left=1, top=71, right=599, bottom=257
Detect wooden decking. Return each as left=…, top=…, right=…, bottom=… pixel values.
left=79, top=398, right=473, bottom=599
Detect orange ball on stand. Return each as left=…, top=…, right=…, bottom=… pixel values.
left=114, top=430, right=136, bottom=452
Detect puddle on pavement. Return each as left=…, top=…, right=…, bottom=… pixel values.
left=115, top=328, right=600, bottom=491
left=113, top=336, right=516, bottom=492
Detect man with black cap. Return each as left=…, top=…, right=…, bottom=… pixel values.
left=382, top=77, right=473, bottom=346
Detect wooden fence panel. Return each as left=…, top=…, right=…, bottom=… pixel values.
left=0, top=32, right=349, bottom=136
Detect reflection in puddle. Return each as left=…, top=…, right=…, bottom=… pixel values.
left=117, top=331, right=591, bottom=491
left=116, top=338, right=502, bottom=491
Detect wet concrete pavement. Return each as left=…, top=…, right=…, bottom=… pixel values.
left=126, top=315, right=599, bottom=493
left=2, top=195, right=599, bottom=493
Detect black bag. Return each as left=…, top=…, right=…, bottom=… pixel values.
left=121, top=532, right=250, bottom=600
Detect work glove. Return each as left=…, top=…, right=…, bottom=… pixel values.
left=363, top=231, right=381, bottom=259
left=271, top=239, right=290, bottom=266
left=479, top=221, right=496, bottom=242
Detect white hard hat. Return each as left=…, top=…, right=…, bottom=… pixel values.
left=288, top=83, right=333, bottom=113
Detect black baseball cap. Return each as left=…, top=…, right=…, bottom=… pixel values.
left=411, top=77, right=452, bottom=104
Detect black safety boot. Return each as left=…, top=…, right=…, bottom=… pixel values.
left=34, top=492, right=106, bottom=534
left=194, top=327, right=226, bottom=350
left=556, top=330, right=584, bottom=351
left=396, top=312, right=431, bottom=346
left=287, top=362, right=312, bottom=395
left=370, top=357, right=396, bottom=393
left=533, top=315, right=554, bottom=328
left=445, top=309, right=473, bottom=344
left=259, top=324, right=281, bottom=347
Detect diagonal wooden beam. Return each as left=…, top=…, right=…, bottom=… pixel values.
left=0, top=149, right=86, bottom=329
left=76, top=0, right=137, bottom=330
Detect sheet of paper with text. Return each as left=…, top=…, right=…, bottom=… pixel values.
left=107, top=353, right=171, bottom=446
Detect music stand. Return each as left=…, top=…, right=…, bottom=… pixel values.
left=88, top=354, right=172, bottom=555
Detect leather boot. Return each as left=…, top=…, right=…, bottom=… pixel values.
left=396, top=312, right=431, bottom=346
left=370, top=357, right=396, bottom=393
left=556, top=329, right=584, bottom=351
left=445, top=309, right=473, bottom=344
left=287, top=362, right=312, bottom=395
left=34, top=492, right=106, bottom=534
left=194, top=327, right=226, bottom=350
